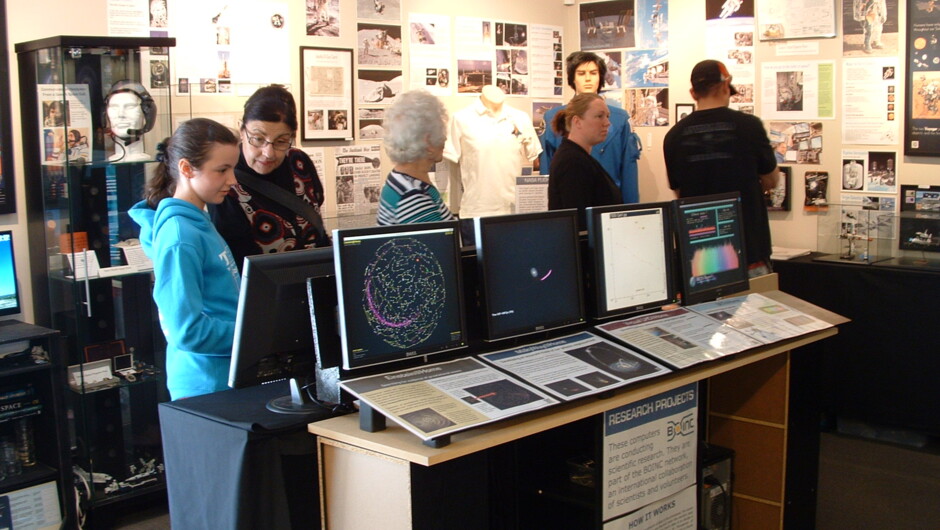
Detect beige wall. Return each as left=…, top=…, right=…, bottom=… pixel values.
left=1, top=0, right=932, bottom=322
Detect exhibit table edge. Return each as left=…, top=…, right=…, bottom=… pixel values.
left=309, top=289, right=845, bottom=467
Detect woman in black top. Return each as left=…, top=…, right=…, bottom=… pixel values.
left=548, top=93, right=621, bottom=226
left=209, top=85, right=329, bottom=268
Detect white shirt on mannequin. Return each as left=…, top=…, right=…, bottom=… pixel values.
left=443, top=86, right=542, bottom=218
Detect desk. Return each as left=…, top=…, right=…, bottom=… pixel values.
left=773, top=253, right=940, bottom=435
left=310, top=287, right=846, bottom=529
left=159, top=381, right=343, bottom=529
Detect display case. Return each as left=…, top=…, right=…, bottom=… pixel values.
left=0, top=321, right=74, bottom=527
left=813, top=203, right=895, bottom=265
left=15, top=36, right=175, bottom=519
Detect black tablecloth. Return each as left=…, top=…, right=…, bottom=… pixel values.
left=773, top=253, right=940, bottom=435
left=159, top=382, right=340, bottom=529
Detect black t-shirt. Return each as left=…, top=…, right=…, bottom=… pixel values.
left=663, top=107, right=777, bottom=265
left=548, top=138, right=621, bottom=229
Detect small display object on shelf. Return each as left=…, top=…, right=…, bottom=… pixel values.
left=874, top=184, right=940, bottom=269
left=813, top=203, right=895, bottom=265
left=103, top=80, right=157, bottom=162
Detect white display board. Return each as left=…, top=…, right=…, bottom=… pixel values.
left=602, top=382, right=698, bottom=522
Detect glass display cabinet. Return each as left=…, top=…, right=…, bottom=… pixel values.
left=15, top=35, right=175, bottom=520
left=813, top=203, right=895, bottom=265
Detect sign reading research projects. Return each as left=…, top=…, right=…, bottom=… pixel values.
left=602, top=383, right=698, bottom=524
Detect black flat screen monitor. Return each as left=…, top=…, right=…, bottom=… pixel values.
left=333, top=221, right=467, bottom=371
left=673, top=193, right=749, bottom=306
left=0, top=231, right=22, bottom=318
left=586, top=202, right=676, bottom=319
left=229, top=247, right=335, bottom=413
left=474, top=210, right=585, bottom=341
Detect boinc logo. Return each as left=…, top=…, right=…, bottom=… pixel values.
left=666, top=413, right=695, bottom=442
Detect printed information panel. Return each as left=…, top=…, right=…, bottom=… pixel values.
left=602, top=383, right=698, bottom=522
left=604, top=485, right=697, bottom=530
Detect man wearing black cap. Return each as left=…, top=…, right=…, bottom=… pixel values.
left=663, top=59, right=778, bottom=276
left=539, top=51, right=642, bottom=204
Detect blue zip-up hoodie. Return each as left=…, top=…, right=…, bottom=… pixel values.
left=129, top=198, right=240, bottom=400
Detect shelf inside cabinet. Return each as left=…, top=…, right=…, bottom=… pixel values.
left=0, top=462, right=59, bottom=492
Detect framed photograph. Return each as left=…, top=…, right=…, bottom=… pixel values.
left=766, top=166, right=791, bottom=211
left=300, top=47, right=354, bottom=141
left=675, top=103, right=695, bottom=122
left=906, top=0, right=940, bottom=155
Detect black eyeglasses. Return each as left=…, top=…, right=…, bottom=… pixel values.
left=245, top=134, right=293, bottom=151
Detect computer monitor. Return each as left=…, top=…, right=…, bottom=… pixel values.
left=229, top=247, right=335, bottom=413
left=474, top=210, right=585, bottom=341
left=585, top=202, right=677, bottom=319
left=0, top=231, right=22, bottom=318
left=673, top=193, right=750, bottom=306
left=333, top=221, right=467, bottom=371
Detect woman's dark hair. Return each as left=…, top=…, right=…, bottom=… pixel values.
left=552, top=93, right=603, bottom=137
left=241, top=84, right=298, bottom=133
left=565, top=51, right=607, bottom=92
left=143, top=118, right=239, bottom=208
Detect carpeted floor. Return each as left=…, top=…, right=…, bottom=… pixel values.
left=816, top=432, right=940, bottom=529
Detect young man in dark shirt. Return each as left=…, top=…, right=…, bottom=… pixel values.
left=663, top=59, right=779, bottom=275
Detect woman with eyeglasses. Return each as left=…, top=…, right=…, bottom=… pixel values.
left=209, top=84, right=329, bottom=268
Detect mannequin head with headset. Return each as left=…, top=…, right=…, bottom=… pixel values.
left=104, top=80, right=157, bottom=161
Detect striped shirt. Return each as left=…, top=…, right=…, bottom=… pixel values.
left=376, top=170, right=455, bottom=225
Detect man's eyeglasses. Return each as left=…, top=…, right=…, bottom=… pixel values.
left=245, top=134, right=293, bottom=151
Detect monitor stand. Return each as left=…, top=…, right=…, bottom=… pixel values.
left=266, top=378, right=326, bottom=414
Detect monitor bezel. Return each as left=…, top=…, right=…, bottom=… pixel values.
left=0, top=230, right=22, bottom=318
left=474, top=209, right=586, bottom=342
left=333, top=221, right=468, bottom=371
left=586, top=202, right=678, bottom=320
left=228, top=247, right=335, bottom=389
left=672, top=192, right=750, bottom=306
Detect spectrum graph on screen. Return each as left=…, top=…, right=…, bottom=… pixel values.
left=674, top=193, right=749, bottom=305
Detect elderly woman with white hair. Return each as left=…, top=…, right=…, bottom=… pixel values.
left=376, top=90, right=456, bottom=225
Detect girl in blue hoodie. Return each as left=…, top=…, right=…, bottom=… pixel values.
left=129, top=118, right=241, bottom=399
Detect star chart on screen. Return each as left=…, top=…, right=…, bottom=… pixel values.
left=361, top=237, right=446, bottom=349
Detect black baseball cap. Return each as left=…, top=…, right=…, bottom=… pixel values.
left=691, top=60, right=738, bottom=96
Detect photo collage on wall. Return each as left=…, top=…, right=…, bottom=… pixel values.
left=580, top=0, right=671, bottom=127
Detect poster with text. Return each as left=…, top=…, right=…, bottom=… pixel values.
left=843, top=57, right=899, bottom=144
left=602, top=383, right=698, bottom=522
left=335, top=144, right=383, bottom=216
left=905, top=0, right=940, bottom=155
left=757, top=0, right=836, bottom=41
left=761, top=61, right=835, bottom=120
